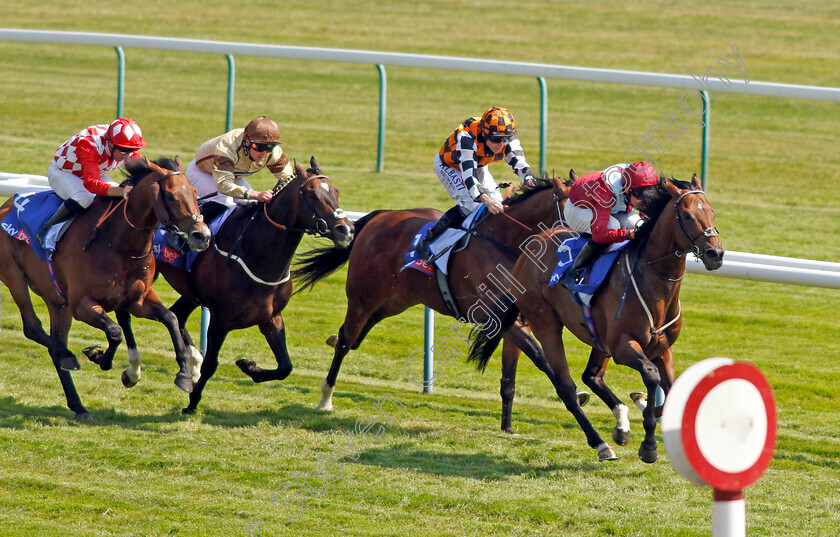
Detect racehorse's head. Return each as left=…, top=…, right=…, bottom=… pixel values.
left=144, top=157, right=211, bottom=251
left=290, top=156, right=354, bottom=248
left=665, top=173, right=724, bottom=270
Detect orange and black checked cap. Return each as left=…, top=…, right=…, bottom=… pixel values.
left=480, top=107, right=517, bottom=139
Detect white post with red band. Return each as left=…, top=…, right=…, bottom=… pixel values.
left=663, top=358, right=776, bottom=537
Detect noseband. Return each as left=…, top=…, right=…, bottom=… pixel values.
left=151, top=171, right=204, bottom=238
left=263, top=174, right=346, bottom=237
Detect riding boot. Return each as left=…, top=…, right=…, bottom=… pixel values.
left=558, top=239, right=608, bottom=290
left=415, top=215, right=450, bottom=260
left=35, top=199, right=83, bottom=250
left=416, top=206, right=465, bottom=260
left=199, top=200, right=228, bottom=224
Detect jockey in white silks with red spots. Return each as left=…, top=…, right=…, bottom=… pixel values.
left=557, top=160, right=660, bottom=289
left=37, top=118, right=144, bottom=249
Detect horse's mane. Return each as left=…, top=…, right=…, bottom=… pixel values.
left=633, top=175, right=694, bottom=241
left=503, top=175, right=554, bottom=207
left=120, top=156, right=181, bottom=186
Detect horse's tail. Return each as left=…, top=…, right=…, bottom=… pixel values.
left=292, top=210, right=386, bottom=294
left=466, top=293, right=521, bottom=373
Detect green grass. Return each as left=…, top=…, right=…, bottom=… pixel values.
left=1, top=1, right=839, bottom=535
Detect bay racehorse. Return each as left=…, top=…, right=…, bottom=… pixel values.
left=155, top=157, right=354, bottom=414
left=468, top=174, right=724, bottom=462
left=292, top=175, right=569, bottom=423
left=0, top=157, right=211, bottom=420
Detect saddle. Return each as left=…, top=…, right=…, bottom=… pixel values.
left=402, top=206, right=489, bottom=319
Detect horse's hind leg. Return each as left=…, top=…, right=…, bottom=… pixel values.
left=524, top=306, right=615, bottom=462
left=170, top=297, right=202, bottom=384
left=183, top=319, right=228, bottom=415
left=581, top=348, right=631, bottom=446
left=499, top=335, right=520, bottom=434
left=115, top=309, right=143, bottom=388
left=1, top=269, right=54, bottom=351
left=317, top=310, right=383, bottom=411
left=236, top=314, right=293, bottom=383
left=48, top=306, right=90, bottom=420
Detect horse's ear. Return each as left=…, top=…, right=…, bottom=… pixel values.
left=665, top=179, right=682, bottom=198
left=294, top=159, right=306, bottom=177
left=310, top=156, right=322, bottom=175
left=175, top=156, right=184, bottom=171
left=569, top=168, right=578, bottom=182
left=147, top=161, right=166, bottom=176
left=691, top=173, right=702, bottom=190
left=552, top=174, right=570, bottom=197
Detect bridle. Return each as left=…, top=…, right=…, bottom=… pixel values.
left=96, top=170, right=203, bottom=238
left=643, top=189, right=719, bottom=267
left=262, top=173, right=347, bottom=237
left=148, top=171, right=205, bottom=239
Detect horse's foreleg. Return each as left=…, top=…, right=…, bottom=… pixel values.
left=47, top=305, right=90, bottom=420
left=581, top=348, right=631, bottom=446
left=127, top=289, right=193, bottom=393
left=614, top=337, right=661, bottom=463
left=73, top=297, right=123, bottom=372
left=114, top=309, right=143, bottom=388
left=183, top=320, right=227, bottom=415
left=236, top=314, right=293, bottom=383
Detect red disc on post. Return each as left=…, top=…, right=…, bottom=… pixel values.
left=663, top=359, right=776, bottom=491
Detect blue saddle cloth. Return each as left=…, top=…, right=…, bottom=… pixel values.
left=548, top=236, right=630, bottom=307
left=153, top=204, right=235, bottom=272
left=1, top=190, right=66, bottom=261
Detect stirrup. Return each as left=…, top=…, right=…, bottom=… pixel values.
left=559, top=270, right=580, bottom=290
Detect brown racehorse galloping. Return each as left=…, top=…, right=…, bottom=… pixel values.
left=292, top=176, right=569, bottom=421
left=468, top=174, right=724, bottom=462
left=156, top=157, right=355, bottom=414
left=0, top=157, right=211, bottom=420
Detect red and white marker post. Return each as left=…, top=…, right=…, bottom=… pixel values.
left=662, top=358, right=776, bottom=537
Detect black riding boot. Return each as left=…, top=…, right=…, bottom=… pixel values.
left=416, top=206, right=465, bottom=260
left=35, top=199, right=83, bottom=250
left=558, top=239, right=608, bottom=290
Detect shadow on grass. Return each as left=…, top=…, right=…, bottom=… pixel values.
left=352, top=445, right=608, bottom=479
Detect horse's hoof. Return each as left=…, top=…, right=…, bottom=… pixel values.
left=314, top=401, right=333, bottom=411
left=60, top=356, right=81, bottom=371
left=612, top=428, right=631, bottom=446
left=74, top=412, right=93, bottom=422
left=121, top=370, right=138, bottom=388
left=598, top=446, right=618, bottom=462
left=638, top=444, right=658, bottom=464
left=235, top=358, right=256, bottom=374
left=577, top=391, right=590, bottom=407
left=181, top=407, right=196, bottom=415
left=325, top=334, right=338, bottom=347
left=174, top=373, right=194, bottom=393
left=82, top=344, right=103, bottom=361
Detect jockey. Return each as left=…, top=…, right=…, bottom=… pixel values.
left=36, top=118, right=144, bottom=249
left=416, top=106, right=536, bottom=260
left=557, top=161, right=660, bottom=289
left=186, top=116, right=294, bottom=220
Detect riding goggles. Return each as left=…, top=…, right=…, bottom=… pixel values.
left=248, top=141, right=278, bottom=153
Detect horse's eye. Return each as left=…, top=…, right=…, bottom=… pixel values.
left=166, top=192, right=176, bottom=201
left=682, top=211, right=693, bottom=221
